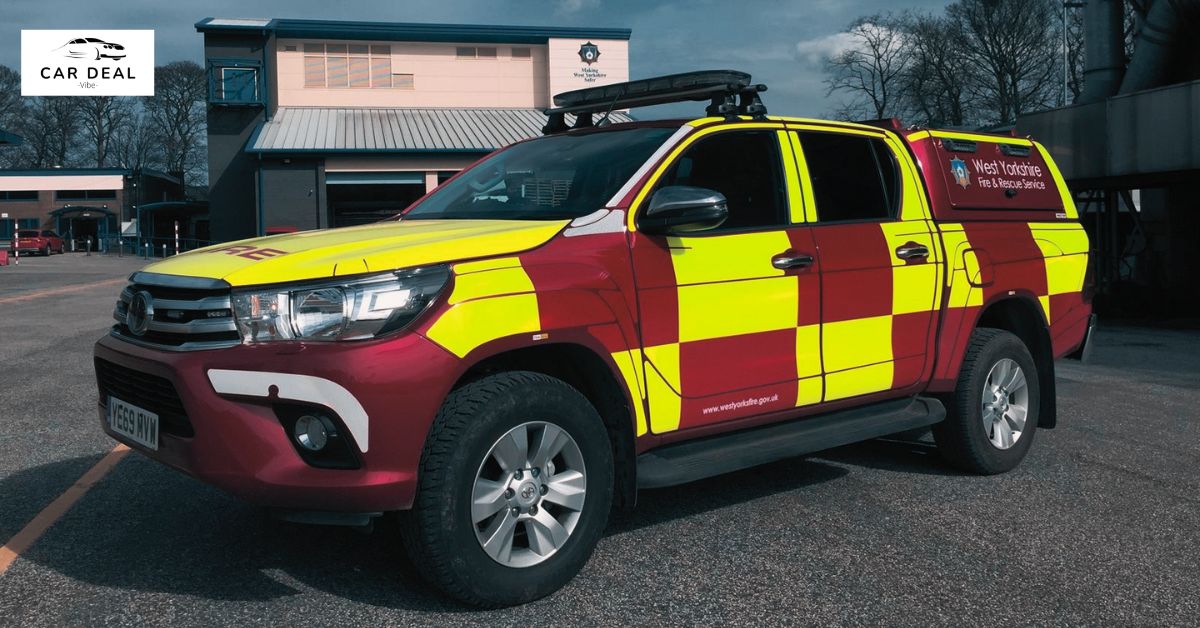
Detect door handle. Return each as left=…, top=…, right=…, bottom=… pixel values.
left=772, top=252, right=815, bottom=270
left=895, top=242, right=930, bottom=261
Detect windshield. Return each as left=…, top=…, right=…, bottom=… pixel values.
left=403, top=126, right=678, bottom=221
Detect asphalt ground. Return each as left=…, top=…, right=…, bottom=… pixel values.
left=1, top=253, right=1197, bottom=626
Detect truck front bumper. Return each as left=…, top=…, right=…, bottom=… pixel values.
left=93, top=331, right=461, bottom=512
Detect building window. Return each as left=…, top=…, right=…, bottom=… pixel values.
left=56, top=189, right=117, bottom=201
left=0, top=190, right=38, bottom=201
left=456, top=46, right=497, bottom=59
left=0, top=219, right=12, bottom=240
left=511, top=47, right=531, bottom=59
left=305, top=43, right=396, bottom=88
left=207, top=58, right=263, bottom=105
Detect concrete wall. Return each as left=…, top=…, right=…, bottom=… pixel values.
left=274, top=39, right=551, bottom=108
left=0, top=174, right=126, bottom=191
left=204, top=31, right=271, bottom=241
left=547, top=38, right=628, bottom=98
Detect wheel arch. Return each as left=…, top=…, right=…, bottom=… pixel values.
left=974, top=295, right=1057, bottom=428
left=453, top=341, right=639, bottom=509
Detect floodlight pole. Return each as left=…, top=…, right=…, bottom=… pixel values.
left=1063, top=1, right=1085, bottom=106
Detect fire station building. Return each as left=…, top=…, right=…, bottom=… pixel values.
left=196, top=18, right=631, bottom=241
left=0, top=168, right=183, bottom=247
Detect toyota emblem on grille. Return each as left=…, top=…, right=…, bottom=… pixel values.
left=126, top=290, right=154, bottom=337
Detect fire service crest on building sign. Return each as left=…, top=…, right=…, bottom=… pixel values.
left=578, top=42, right=600, bottom=65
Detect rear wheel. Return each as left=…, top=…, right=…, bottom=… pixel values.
left=933, top=328, right=1040, bottom=474
left=400, top=371, right=613, bottom=607
left=42, top=245, right=51, bottom=256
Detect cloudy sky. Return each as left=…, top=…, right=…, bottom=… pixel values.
left=1, top=0, right=951, bottom=116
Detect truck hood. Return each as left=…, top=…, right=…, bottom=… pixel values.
left=140, top=219, right=568, bottom=287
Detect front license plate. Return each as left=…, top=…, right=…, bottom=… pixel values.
left=108, top=396, right=159, bottom=451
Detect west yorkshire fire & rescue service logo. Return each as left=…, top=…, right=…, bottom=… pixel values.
left=949, top=157, right=970, bottom=189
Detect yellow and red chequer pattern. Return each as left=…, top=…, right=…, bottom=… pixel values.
left=928, top=219, right=1090, bottom=389
left=419, top=121, right=1091, bottom=441
left=628, top=121, right=949, bottom=433
left=422, top=231, right=653, bottom=436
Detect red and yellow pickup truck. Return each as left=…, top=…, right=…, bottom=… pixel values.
left=94, top=71, right=1093, bottom=606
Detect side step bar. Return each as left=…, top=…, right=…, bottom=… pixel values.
left=636, top=396, right=946, bottom=489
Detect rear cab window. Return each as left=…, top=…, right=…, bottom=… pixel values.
left=798, top=131, right=900, bottom=223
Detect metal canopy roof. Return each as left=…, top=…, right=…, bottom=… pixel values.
left=196, top=18, right=631, bottom=44
left=0, top=129, right=23, bottom=146
left=49, top=205, right=116, bottom=216
left=247, top=107, right=634, bottom=154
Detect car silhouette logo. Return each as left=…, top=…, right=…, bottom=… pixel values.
left=56, top=37, right=126, bottom=61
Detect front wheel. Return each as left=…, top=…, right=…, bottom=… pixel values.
left=933, top=328, right=1040, bottom=474
left=400, top=371, right=613, bottom=607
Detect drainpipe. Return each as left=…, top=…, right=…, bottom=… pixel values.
left=1080, top=0, right=1126, bottom=103
left=1119, top=0, right=1195, bottom=94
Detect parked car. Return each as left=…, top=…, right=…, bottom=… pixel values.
left=58, top=37, right=125, bottom=60
left=94, top=71, right=1094, bottom=607
left=11, top=230, right=65, bottom=256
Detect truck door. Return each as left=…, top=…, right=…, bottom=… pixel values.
left=792, top=127, right=942, bottom=403
left=630, top=126, right=821, bottom=434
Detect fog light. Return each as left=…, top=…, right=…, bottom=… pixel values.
left=294, top=415, right=329, bottom=451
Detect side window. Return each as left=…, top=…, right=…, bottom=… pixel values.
left=798, top=131, right=900, bottom=223
left=658, top=130, right=786, bottom=232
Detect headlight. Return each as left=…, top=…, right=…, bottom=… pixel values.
left=231, top=265, right=449, bottom=343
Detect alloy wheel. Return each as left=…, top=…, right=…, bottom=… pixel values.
left=471, top=421, right=587, bottom=568
left=981, top=358, right=1029, bottom=450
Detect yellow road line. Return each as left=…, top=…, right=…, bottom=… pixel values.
left=0, top=277, right=125, bottom=305
left=0, top=444, right=130, bottom=576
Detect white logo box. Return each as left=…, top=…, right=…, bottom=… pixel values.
left=21, top=30, right=155, bottom=96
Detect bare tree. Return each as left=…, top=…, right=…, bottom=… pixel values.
left=902, top=13, right=977, bottom=126
left=76, top=96, right=132, bottom=167
left=823, top=13, right=911, bottom=120
left=946, top=0, right=1059, bottom=124
left=0, top=65, right=23, bottom=127
left=13, top=97, right=80, bottom=167
left=109, top=111, right=158, bottom=171
left=145, top=61, right=207, bottom=183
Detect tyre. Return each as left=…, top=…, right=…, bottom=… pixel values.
left=400, top=371, right=613, bottom=607
left=43, top=245, right=51, bottom=256
left=933, top=328, right=1040, bottom=474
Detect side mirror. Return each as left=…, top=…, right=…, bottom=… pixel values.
left=638, top=186, right=729, bottom=235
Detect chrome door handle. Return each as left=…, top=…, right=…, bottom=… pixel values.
left=895, top=242, right=930, bottom=261
left=772, top=253, right=815, bottom=270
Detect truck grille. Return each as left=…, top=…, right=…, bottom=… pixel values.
left=95, top=357, right=194, bottom=437
left=111, top=272, right=240, bottom=351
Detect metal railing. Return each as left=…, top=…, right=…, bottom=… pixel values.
left=91, top=236, right=215, bottom=258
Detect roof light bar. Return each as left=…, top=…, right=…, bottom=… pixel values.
left=542, top=69, right=768, bottom=135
